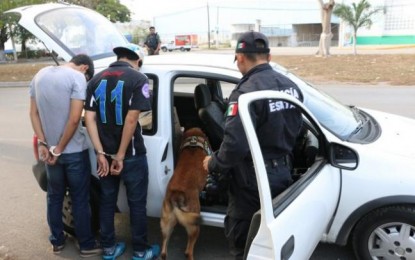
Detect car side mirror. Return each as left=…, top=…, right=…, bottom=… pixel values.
left=329, top=143, right=358, bottom=170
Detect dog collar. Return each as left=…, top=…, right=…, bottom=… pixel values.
left=180, top=136, right=212, bottom=155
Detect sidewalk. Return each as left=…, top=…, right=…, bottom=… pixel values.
left=0, top=81, right=29, bottom=88
left=269, top=45, right=415, bottom=56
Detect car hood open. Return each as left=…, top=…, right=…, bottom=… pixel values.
left=6, top=3, right=128, bottom=63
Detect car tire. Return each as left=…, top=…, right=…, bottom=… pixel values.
left=352, top=205, right=415, bottom=260
left=161, top=47, right=167, bottom=52
left=180, top=47, right=185, bottom=52
left=62, top=183, right=100, bottom=236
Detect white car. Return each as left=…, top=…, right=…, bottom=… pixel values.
left=160, top=41, right=191, bottom=52
left=8, top=3, right=415, bottom=260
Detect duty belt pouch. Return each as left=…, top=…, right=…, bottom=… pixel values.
left=233, top=162, right=257, bottom=190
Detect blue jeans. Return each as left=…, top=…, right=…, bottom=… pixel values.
left=46, top=149, right=96, bottom=250
left=99, top=154, right=149, bottom=251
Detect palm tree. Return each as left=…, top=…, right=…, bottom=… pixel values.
left=333, top=0, right=382, bottom=55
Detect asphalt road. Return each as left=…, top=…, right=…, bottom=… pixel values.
left=0, top=85, right=414, bottom=260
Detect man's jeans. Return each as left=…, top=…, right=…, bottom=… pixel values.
left=99, top=154, right=149, bottom=251
left=46, top=149, right=96, bottom=250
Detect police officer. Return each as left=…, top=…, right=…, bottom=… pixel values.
left=144, top=26, right=161, bottom=55
left=203, top=31, right=304, bottom=259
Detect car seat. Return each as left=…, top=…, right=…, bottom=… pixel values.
left=194, top=83, right=225, bottom=151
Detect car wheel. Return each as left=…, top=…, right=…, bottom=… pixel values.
left=62, top=190, right=75, bottom=235
left=180, top=47, right=185, bottom=52
left=62, top=185, right=100, bottom=236
left=161, top=47, right=167, bottom=52
left=352, top=206, right=415, bottom=260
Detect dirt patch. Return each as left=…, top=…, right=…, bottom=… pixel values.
left=273, top=54, right=415, bottom=86
left=0, top=61, right=53, bottom=83
left=1, top=54, right=414, bottom=85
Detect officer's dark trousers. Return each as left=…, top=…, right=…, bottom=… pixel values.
left=224, top=161, right=292, bottom=259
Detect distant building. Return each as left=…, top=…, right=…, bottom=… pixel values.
left=151, top=0, right=414, bottom=48
left=231, top=20, right=339, bottom=48
left=153, top=1, right=340, bottom=47
left=342, top=0, right=415, bottom=45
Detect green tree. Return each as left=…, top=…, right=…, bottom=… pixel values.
left=0, top=0, right=48, bottom=61
left=333, top=0, right=382, bottom=55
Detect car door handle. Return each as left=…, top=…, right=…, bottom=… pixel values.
left=164, top=165, right=171, bottom=175
left=281, top=235, right=294, bottom=260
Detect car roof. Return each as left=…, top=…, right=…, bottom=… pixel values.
left=144, top=53, right=237, bottom=70
left=143, top=53, right=285, bottom=74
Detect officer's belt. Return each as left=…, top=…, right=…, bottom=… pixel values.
left=248, top=155, right=291, bottom=169
left=263, top=156, right=290, bottom=168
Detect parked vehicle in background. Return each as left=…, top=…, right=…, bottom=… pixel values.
left=161, top=34, right=198, bottom=52
left=8, top=3, right=415, bottom=260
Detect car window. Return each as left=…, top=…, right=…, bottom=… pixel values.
left=35, top=7, right=127, bottom=58
left=235, top=95, right=330, bottom=224
left=172, top=76, right=236, bottom=130
left=271, top=64, right=360, bottom=140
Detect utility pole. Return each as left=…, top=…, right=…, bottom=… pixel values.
left=207, top=2, right=211, bottom=49
left=216, top=6, right=219, bottom=48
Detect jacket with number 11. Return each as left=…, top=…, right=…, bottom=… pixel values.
left=85, top=61, right=151, bottom=157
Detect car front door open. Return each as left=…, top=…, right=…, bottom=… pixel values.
left=238, top=90, right=341, bottom=260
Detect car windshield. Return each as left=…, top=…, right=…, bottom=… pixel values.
left=34, top=7, right=128, bottom=59
left=272, top=65, right=360, bottom=140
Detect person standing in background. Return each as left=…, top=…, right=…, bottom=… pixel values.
left=144, top=26, right=161, bottom=55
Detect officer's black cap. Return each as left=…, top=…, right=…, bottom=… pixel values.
left=113, top=46, right=139, bottom=61
left=235, top=31, right=270, bottom=54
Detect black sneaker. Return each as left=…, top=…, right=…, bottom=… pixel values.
left=52, top=233, right=67, bottom=254
left=80, top=241, right=103, bottom=258
left=52, top=244, right=65, bottom=254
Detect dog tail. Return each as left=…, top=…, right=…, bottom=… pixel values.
left=167, top=190, right=201, bottom=226
left=173, top=207, right=201, bottom=226
left=169, top=190, right=189, bottom=212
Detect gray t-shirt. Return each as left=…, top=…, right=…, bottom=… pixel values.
left=29, top=65, right=88, bottom=154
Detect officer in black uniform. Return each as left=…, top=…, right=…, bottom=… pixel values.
left=203, top=31, right=304, bottom=259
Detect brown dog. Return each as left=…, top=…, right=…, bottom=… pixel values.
left=160, top=127, right=211, bottom=260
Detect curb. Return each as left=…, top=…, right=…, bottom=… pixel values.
left=0, top=82, right=30, bottom=88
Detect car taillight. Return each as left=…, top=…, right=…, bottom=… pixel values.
left=33, top=135, right=39, bottom=161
